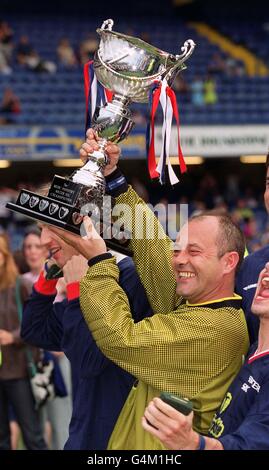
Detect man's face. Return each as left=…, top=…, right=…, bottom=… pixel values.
left=251, top=263, right=269, bottom=318
left=40, top=225, right=78, bottom=268
left=172, top=217, right=231, bottom=304
left=264, top=167, right=269, bottom=213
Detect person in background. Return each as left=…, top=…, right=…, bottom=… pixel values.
left=22, top=228, right=47, bottom=284
left=142, top=262, right=269, bottom=450
left=0, top=87, right=21, bottom=114
left=22, top=228, right=72, bottom=450
left=78, top=33, right=98, bottom=64
left=236, top=153, right=269, bottom=344
left=15, top=35, right=56, bottom=74
left=0, top=233, right=46, bottom=450
left=0, top=87, right=21, bottom=124
left=0, top=20, right=13, bottom=75
left=204, top=75, right=218, bottom=105
left=56, top=38, right=77, bottom=68
left=0, top=20, right=14, bottom=64
left=190, top=76, right=204, bottom=107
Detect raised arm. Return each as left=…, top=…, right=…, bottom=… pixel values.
left=80, top=129, right=178, bottom=313
left=112, top=183, right=178, bottom=312
left=21, top=273, right=64, bottom=351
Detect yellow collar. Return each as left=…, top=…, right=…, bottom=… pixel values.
left=186, top=294, right=242, bottom=307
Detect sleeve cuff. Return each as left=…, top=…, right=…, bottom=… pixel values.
left=66, top=282, right=80, bottom=301
left=88, top=252, right=113, bottom=267
left=105, top=168, right=128, bottom=196
left=34, top=271, right=58, bottom=296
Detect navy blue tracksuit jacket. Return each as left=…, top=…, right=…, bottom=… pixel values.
left=21, top=257, right=152, bottom=450
left=209, top=342, right=269, bottom=450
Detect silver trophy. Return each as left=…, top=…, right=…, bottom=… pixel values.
left=6, top=19, right=195, bottom=255
left=72, top=18, right=195, bottom=188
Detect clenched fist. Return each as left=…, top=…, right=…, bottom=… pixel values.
left=63, top=255, right=89, bottom=284
left=80, top=128, right=121, bottom=176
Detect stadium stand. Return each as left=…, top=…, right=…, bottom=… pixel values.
left=0, top=15, right=268, bottom=126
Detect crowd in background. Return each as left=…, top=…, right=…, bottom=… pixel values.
left=0, top=168, right=267, bottom=255
left=0, top=19, right=99, bottom=74
left=0, top=17, right=249, bottom=125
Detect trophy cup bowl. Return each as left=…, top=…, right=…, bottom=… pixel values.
left=94, top=19, right=193, bottom=103
left=6, top=19, right=195, bottom=256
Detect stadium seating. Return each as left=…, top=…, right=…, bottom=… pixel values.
left=0, top=16, right=268, bottom=126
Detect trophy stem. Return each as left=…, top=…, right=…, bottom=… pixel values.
left=97, top=138, right=108, bottom=154
left=112, top=94, right=131, bottom=108
left=103, top=94, right=131, bottom=119
left=71, top=140, right=107, bottom=190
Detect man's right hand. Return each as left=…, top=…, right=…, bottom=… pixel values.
left=80, top=128, right=121, bottom=176
left=63, top=254, right=89, bottom=284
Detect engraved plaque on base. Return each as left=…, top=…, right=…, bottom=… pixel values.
left=6, top=175, right=133, bottom=256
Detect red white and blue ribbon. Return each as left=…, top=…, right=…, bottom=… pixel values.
left=83, top=60, right=113, bottom=133
left=146, top=81, right=161, bottom=179
left=147, top=78, right=186, bottom=185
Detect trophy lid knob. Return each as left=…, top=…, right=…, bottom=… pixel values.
left=101, top=19, right=114, bottom=31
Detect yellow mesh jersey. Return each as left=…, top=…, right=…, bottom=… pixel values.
left=79, top=186, right=249, bottom=449
left=115, top=186, right=178, bottom=314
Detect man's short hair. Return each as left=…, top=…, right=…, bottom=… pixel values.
left=190, top=212, right=245, bottom=274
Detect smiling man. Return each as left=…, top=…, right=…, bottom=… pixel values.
left=40, top=225, right=76, bottom=267
left=46, top=130, right=250, bottom=450
left=143, top=263, right=269, bottom=450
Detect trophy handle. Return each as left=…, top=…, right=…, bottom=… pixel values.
left=175, top=39, right=196, bottom=63
left=101, top=19, right=114, bottom=31
left=165, top=39, right=196, bottom=83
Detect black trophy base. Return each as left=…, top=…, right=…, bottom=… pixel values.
left=6, top=176, right=133, bottom=257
